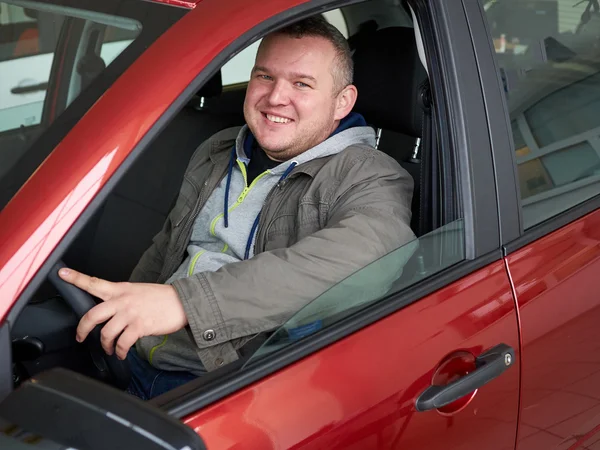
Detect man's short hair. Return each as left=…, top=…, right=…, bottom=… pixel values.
left=269, top=16, right=353, bottom=94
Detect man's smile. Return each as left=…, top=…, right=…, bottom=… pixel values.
left=263, top=112, right=294, bottom=124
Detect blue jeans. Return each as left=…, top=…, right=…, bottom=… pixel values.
left=126, top=350, right=198, bottom=400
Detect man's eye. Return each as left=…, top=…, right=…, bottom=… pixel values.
left=259, top=74, right=272, bottom=80
left=295, top=82, right=310, bottom=88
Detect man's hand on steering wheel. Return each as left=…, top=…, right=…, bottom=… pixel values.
left=58, top=269, right=187, bottom=360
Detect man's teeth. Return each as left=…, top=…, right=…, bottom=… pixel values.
left=266, top=114, right=291, bottom=124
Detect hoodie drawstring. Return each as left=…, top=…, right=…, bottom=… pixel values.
left=222, top=146, right=297, bottom=259
left=223, top=147, right=237, bottom=228
left=244, top=161, right=296, bottom=260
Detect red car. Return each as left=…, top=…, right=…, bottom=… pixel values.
left=0, top=0, right=599, bottom=448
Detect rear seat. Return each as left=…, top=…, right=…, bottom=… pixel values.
left=64, top=71, right=245, bottom=281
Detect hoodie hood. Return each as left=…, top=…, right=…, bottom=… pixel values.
left=219, top=112, right=375, bottom=258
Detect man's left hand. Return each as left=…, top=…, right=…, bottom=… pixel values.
left=58, top=269, right=188, bottom=360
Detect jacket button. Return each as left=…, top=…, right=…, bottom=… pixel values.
left=203, top=330, right=215, bottom=341
left=215, top=358, right=224, bottom=367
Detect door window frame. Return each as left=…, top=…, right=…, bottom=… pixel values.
left=5, top=0, right=502, bottom=415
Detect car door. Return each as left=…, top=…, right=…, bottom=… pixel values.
left=1, top=0, right=520, bottom=449
left=150, top=1, right=521, bottom=449
left=470, top=0, right=600, bottom=448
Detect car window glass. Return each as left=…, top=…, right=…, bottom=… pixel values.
left=249, top=220, right=465, bottom=362
left=0, top=10, right=140, bottom=133
left=0, top=0, right=186, bottom=212
left=221, top=9, right=348, bottom=86
left=482, top=0, right=600, bottom=228
left=0, top=5, right=61, bottom=132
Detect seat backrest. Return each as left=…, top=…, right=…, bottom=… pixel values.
left=351, top=25, right=429, bottom=234
left=352, top=26, right=427, bottom=140
left=65, top=71, right=245, bottom=281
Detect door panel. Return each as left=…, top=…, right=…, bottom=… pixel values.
left=184, top=261, right=520, bottom=450
left=506, top=209, right=600, bottom=450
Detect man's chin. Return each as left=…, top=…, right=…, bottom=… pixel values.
left=255, top=136, right=292, bottom=154
left=259, top=146, right=289, bottom=161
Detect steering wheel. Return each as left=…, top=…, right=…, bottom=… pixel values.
left=47, top=260, right=131, bottom=390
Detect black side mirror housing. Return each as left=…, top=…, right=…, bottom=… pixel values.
left=0, top=368, right=206, bottom=450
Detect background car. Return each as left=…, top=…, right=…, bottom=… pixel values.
left=0, top=0, right=599, bottom=449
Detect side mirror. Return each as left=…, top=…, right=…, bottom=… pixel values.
left=0, top=368, right=206, bottom=450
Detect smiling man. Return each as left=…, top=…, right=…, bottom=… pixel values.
left=59, top=16, right=415, bottom=399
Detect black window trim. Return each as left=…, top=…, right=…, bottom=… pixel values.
left=462, top=0, right=521, bottom=246
left=6, top=0, right=500, bottom=414
left=418, top=0, right=500, bottom=259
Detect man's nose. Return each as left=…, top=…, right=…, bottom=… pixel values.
left=266, top=80, right=291, bottom=105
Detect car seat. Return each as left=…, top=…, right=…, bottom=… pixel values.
left=351, top=25, right=431, bottom=236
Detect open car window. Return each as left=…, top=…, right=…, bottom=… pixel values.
left=248, top=219, right=465, bottom=362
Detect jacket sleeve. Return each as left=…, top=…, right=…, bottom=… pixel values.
left=172, top=151, right=416, bottom=349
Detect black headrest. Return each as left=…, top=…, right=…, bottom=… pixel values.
left=197, top=70, right=222, bottom=98
left=351, top=26, right=428, bottom=137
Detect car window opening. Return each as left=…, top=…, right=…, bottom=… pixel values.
left=6, top=0, right=465, bottom=403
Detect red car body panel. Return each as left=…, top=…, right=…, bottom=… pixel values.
left=183, top=261, right=520, bottom=450
left=0, top=0, right=309, bottom=321
left=505, top=209, right=600, bottom=450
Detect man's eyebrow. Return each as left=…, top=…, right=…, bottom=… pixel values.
left=289, top=72, right=317, bottom=82
left=251, top=66, right=317, bottom=82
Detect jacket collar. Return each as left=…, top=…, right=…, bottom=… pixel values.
left=209, top=136, right=239, bottom=164
left=289, top=156, right=333, bottom=178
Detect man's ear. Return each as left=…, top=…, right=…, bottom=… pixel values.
left=334, top=84, right=358, bottom=121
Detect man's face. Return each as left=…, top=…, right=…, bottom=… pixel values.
left=243, top=34, right=352, bottom=161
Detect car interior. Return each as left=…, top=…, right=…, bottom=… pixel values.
left=7, top=0, right=456, bottom=396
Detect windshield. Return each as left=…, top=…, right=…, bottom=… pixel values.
left=0, top=0, right=186, bottom=211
